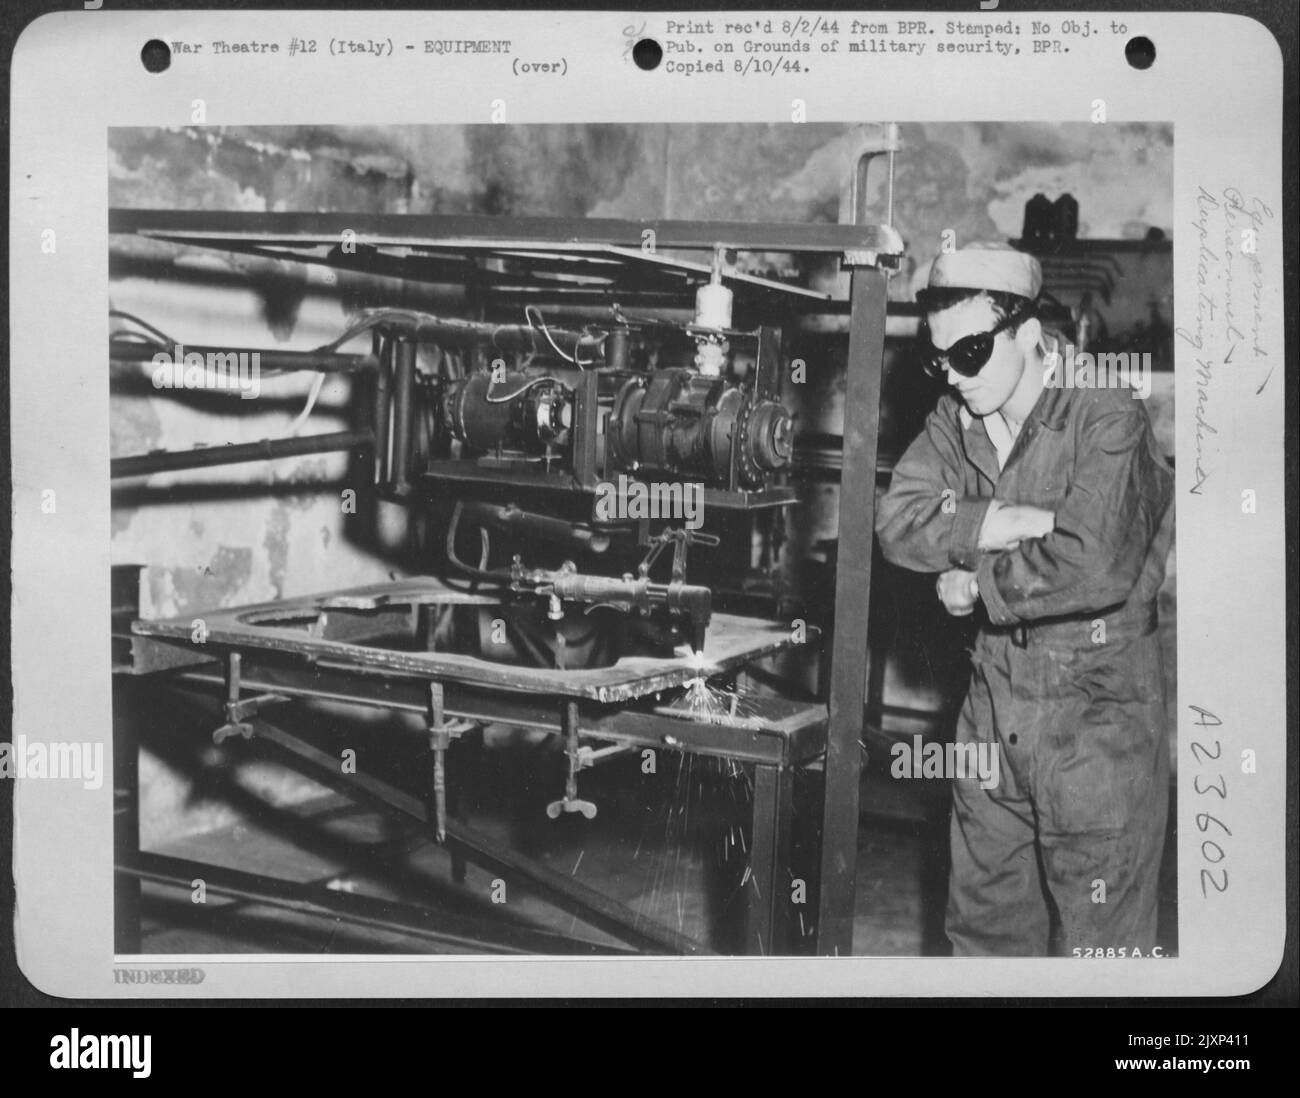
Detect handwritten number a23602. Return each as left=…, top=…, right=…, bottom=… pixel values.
left=1188, top=705, right=1228, bottom=899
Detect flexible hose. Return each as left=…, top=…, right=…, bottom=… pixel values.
left=444, top=500, right=513, bottom=584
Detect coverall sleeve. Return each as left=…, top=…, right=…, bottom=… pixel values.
left=876, top=397, right=992, bottom=574
left=976, top=400, right=1172, bottom=624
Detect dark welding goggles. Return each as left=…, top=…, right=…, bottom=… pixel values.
left=918, top=296, right=1036, bottom=379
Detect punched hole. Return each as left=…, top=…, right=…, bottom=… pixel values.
left=632, top=38, right=663, bottom=71
left=1124, top=36, right=1155, bottom=70
left=141, top=39, right=171, bottom=73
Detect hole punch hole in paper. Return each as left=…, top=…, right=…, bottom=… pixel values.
left=140, top=39, right=171, bottom=74
left=1125, top=35, right=1157, bottom=69
left=632, top=38, right=663, bottom=70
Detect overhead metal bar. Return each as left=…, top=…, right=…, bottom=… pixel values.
left=110, top=208, right=904, bottom=257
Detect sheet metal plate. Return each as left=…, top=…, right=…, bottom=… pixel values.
left=132, top=578, right=814, bottom=704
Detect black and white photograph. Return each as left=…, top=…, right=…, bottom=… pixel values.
left=106, top=120, right=1177, bottom=959
left=4, top=5, right=1289, bottom=1012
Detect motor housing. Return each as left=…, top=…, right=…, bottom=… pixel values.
left=440, top=370, right=572, bottom=454
left=607, top=368, right=792, bottom=489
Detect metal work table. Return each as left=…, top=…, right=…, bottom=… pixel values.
left=130, top=579, right=807, bottom=704
left=118, top=632, right=826, bottom=955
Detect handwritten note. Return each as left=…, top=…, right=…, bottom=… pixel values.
left=1175, top=185, right=1275, bottom=495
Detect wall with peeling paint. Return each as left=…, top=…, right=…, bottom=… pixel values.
left=110, top=122, right=1175, bottom=845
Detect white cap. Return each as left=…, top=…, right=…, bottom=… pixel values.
left=926, top=241, right=1042, bottom=299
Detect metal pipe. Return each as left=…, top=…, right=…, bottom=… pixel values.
left=461, top=502, right=611, bottom=554
left=387, top=317, right=601, bottom=358
left=428, top=681, right=449, bottom=843
left=110, top=339, right=378, bottom=373
left=111, top=429, right=372, bottom=479
left=373, top=332, right=391, bottom=484
left=388, top=338, right=417, bottom=489
left=854, top=156, right=872, bottom=226
left=885, top=149, right=896, bottom=227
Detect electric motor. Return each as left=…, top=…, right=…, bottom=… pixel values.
left=440, top=371, right=572, bottom=453
left=607, top=368, right=792, bottom=488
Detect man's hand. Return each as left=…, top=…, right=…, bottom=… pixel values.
left=936, top=568, right=979, bottom=616
left=977, top=501, right=1056, bottom=551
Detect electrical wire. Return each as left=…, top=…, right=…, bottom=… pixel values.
left=285, top=371, right=326, bottom=436
left=109, top=309, right=178, bottom=349
left=484, top=373, right=566, bottom=403
left=525, top=305, right=588, bottom=367
left=445, top=500, right=512, bottom=585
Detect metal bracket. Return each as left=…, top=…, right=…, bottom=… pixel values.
left=842, top=225, right=906, bottom=270
left=850, top=123, right=901, bottom=228
left=213, top=651, right=288, bottom=743
left=427, top=681, right=477, bottom=842
left=638, top=526, right=721, bottom=582
left=844, top=124, right=905, bottom=272
left=576, top=743, right=636, bottom=768
left=547, top=701, right=598, bottom=820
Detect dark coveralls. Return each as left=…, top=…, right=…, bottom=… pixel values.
left=876, top=380, right=1174, bottom=956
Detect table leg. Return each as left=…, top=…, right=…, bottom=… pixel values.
left=114, top=681, right=142, bottom=953
left=746, top=762, right=793, bottom=955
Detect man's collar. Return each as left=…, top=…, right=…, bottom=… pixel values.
left=955, top=371, right=1071, bottom=482
left=956, top=369, right=1072, bottom=435
left=1033, top=338, right=1072, bottom=430
left=956, top=405, right=1000, bottom=483
left=1028, top=375, right=1072, bottom=430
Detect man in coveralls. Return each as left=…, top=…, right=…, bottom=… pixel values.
left=876, top=242, right=1174, bottom=956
